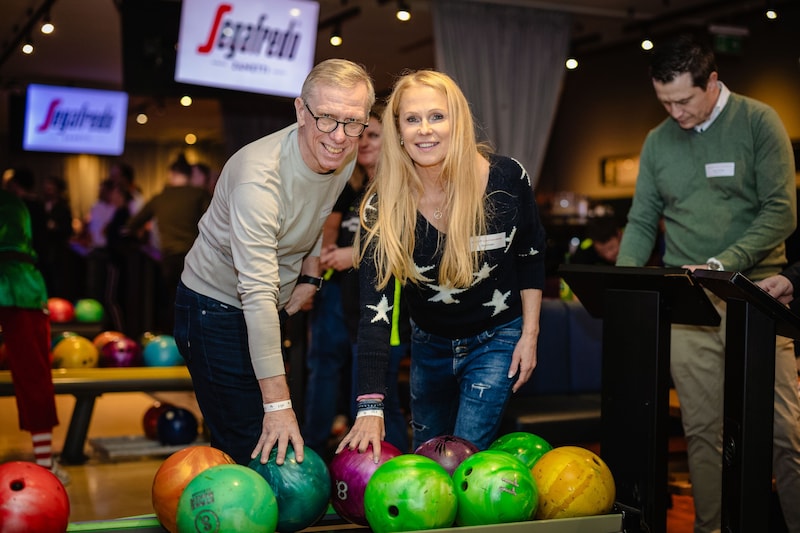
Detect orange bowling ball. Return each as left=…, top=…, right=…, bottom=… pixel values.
left=151, top=445, right=235, bottom=533
left=532, top=445, right=616, bottom=520
left=92, top=330, right=126, bottom=351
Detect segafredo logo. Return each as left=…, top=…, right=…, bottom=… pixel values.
left=23, top=84, right=128, bottom=156
left=175, top=0, right=319, bottom=97
left=196, top=4, right=302, bottom=61
left=36, top=100, right=115, bottom=133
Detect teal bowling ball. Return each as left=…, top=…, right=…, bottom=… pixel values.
left=176, top=463, right=278, bottom=533
left=452, top=449, right=539, bottom=526
left=142, top=335, right=183, bottom=367
left=489, top=431, right=553, bottom=469
left=248, top=444, right=330, bottom=532
left=364, top=454, right=457, bottom=533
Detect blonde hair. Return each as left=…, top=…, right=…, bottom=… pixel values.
left=301, top=58, right=376, bottom=113
left=358, top=70, right=490, bottom=289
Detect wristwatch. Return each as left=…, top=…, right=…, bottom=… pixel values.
left=297, top=274, right=324, bottom=291
left=706, top=257, right=724, bottom=271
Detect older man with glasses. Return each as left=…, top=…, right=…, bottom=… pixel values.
left=174, top=59, right=375, bottom=467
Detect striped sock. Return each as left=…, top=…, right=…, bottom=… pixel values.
left=32, top=432, right=53, bottom=469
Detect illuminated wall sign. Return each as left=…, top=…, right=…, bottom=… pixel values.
left=174, top=0, right=319, bottom=97
left=23, top=84, right=129, bottom=156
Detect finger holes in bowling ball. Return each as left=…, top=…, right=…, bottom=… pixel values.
left=460, top=481, right=468, bottom=490
left=388, top=505, right=399, bottom=518
left=11, top=480, right=24, bottom=491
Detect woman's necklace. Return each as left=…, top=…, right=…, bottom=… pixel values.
left=433, top=206, right=443, bottom=220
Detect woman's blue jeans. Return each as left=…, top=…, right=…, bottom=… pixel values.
left=408, top=316, right=522, bottom=450
left=173, top=281, right=264, bottom=465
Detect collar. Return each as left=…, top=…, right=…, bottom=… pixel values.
left=694, top=81, right=730, bottom=133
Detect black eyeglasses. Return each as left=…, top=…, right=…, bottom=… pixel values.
left=304, top=102, right=368, bottom=137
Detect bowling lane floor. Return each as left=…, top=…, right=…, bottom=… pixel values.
left=0, top=392, right=694, bottom=530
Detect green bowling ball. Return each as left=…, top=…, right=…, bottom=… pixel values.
left=74, top=298, right=105, bottom=323
left=248, top=444, right=330, bottom=532
left=176, top=463, right=278, bottom=533
left=364, top=454, right=457, bottom=533
left=452, top=450, right=539, bottom=526
left=489, top=431, right=553, bottom=469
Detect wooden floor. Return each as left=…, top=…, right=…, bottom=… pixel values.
left=0, top=393, right=696, bottom=530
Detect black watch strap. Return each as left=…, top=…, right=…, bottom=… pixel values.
left=297, top=274, right=324, bottom=291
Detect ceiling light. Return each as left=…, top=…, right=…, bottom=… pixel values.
left=21, top=37, right=33, bottom=55
left=185, top=133, right=197, bottom=145
left=641, top=39, right=654, bottom=51
left=180, top=95, right=193, bottom=107
left=396, top=1, right=411, bottom=22
left=565, top=57, right=578, bottom=70
left=765, top=9, right=777, bottom=20
left=136, top=113, right=148, bottom=125
left=330, top=25, right=342, bottom=47
left=40, top=14, right=54, bottom=35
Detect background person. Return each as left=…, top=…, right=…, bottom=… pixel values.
left=615, top=34, right=800, bottom=533
left=337, top=70, right=546, bottom=459
left=0, top=187, right=68, bottom=485
left=174, top=59, right=375, bottom=466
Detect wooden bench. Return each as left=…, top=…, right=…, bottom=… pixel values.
left=0, top=367, right=194, bottom=464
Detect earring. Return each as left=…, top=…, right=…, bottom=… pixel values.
left=400, top=137, right=404, bottom=146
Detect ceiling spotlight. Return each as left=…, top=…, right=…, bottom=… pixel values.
left=765, top=9, right=778, bottom=20
left=22, top=37, right=34, bottom=55
left=136, top=113, right=148, bottom=125
left=40, top=14, right=54, bottom=35
left=180, top=95, right=193, bottom=107
left=396, top=1, right=411, bottom=22
left=641, top=39, right=654, bottom=51
left=565, top=57, right=578, bottom=70
left=330, top=25, right=342, bottom=47
left=185, top=133, right=197, bottom=145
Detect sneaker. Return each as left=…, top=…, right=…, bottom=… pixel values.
left=50, top=461, right=71, bottom=486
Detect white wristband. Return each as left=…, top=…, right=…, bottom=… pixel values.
left=263, top=400, right=292, bottom=413
left=356, top=409, right=384, bottom=419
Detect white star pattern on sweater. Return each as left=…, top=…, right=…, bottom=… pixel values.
left=473, top=262, right=496, bottom=283
left=427, top=283, right=468, bottom=304
left=367, top=295, right=392, bottom=324
left=484, top=289, right=511, bottom=316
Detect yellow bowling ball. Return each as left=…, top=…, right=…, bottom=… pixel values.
left=52, top=335, right=99, bottom=368
left=532, top=445, right=615, bottom=520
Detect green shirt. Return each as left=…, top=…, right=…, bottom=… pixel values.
left=617, top=92, right=796, bottom=281
left=0, top=189, right=48, bottom=309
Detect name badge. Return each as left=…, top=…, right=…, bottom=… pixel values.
left=705, top=162, right=735, bottom=178
left=471, top=232, right=506, bottom=251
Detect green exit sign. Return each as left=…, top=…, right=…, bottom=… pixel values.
left=714, top=34, right=744, bottom=55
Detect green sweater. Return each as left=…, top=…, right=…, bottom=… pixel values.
left=0, top=189, right=48, bottom=309
left=617, top=92, right=796, bottom=281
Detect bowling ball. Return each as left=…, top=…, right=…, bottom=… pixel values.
left=329, top=442, right=404, bottom=525
left=143, top=401, right=174, bottom=440
left=157, top=406, right=199, bottom=446
left=74, top=298, right=105, bottom=323
left=0, top=461, right=70, bottom=533
left=51, top=330, right=78, bottom=351
left=52, top=335, right=98, bottom=368
left=364, top=454, right=457, bottom=533
left=92, top=330, right=126, bottom=351
left=532, top=446, right=616, bottom=519
left=47, top=297, right=74, bottom=323
left=140, top=331, right=159, bottom=347
left=489, top=431, right=553, bottom=470
left=99, top=337, right=142, bottom=367
left=248, top=444, right=331, bottom=532
left=152, top=445, right=235, bottom=533
left=143, top=335, right=183, bottom=367
left=176, top=464, right=278, bottom=533
left=452, top=449, right=538, bottom=526
left=414, top=434, right=479, bottom=476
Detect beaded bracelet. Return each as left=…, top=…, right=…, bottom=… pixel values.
left=357, top=400, right=385, bottom=411
left=263, top=400, right=292, bottom=413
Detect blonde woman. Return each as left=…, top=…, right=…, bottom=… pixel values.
left=337, top=70, right=546, bottom=458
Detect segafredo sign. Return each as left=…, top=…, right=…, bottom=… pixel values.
left=23, top=84, right=128, bottom=156
left=175, top=0, right=319, bottom=97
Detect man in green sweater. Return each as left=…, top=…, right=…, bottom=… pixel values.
left=616, top=34, right=800, bottom=533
